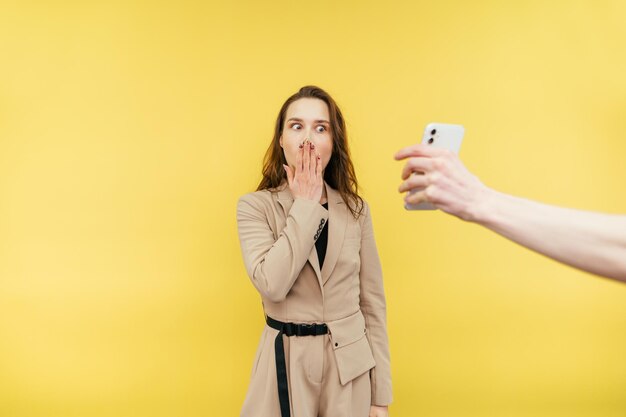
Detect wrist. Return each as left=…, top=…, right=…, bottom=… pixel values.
left=465, top=185, right=500, bottom=224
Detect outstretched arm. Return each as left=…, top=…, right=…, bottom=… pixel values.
left=395, top=144, right=626, bottom=283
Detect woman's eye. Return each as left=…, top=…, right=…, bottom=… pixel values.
left=316, top=125, right=326, bottom=133
left=291, top=123, right=302, bottom=130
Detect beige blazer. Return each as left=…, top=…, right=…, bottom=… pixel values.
left=237, top=181, right=392, bottom=406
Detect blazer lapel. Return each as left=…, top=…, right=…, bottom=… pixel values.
left=275, top=182, right=323, bottom=289
left=275, top=182, right=294, bottom=215
left=321, top=184, right=347, bottom=285
left=308, top=246, right=322, bottom=287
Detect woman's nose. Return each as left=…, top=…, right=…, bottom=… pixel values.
left=302, top=138, right=318, bottom=150
left=301, top=132, right=314, bottom=145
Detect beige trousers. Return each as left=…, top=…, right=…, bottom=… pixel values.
left=240, top=325, right=371, bottom=417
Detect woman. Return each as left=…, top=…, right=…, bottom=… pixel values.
left=237, top=86, right=392, bottom=417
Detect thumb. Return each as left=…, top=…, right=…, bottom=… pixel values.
left=283, top=164, right=294, bottom=186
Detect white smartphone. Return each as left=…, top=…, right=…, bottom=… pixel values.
left=405, top=122, right=465, bottom=210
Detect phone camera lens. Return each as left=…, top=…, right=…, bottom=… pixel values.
left=430, top=129, right=437, bottom=135
left=428, top=138, right=434, bottom=144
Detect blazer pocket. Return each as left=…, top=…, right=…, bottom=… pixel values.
left=326, top=310, right=376, bottom=386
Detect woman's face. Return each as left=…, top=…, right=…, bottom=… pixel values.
left=280, top=98, right=333, bottom=174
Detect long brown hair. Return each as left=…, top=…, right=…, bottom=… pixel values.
left=257, top=86, right=364, bottom=219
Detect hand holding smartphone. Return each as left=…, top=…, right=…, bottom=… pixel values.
left=405, top=123, right=465, bottom=210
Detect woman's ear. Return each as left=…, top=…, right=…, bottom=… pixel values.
left=279, top=135, right=283, bottom=148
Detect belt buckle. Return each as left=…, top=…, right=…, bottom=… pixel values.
left=300, top=323, right=314, bottom=336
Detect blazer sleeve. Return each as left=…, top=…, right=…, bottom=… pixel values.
left=237, top=193, right=329, bottom=303
left=359, top=201, right=393, bottom=405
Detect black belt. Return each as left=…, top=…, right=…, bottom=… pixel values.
left=265, top=315, right=328, bottom=417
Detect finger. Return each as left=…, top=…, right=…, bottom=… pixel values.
left=296, top=144, right=303, bottom=174
left=309, top=144, right=317, bottom=177
left=398, top=173, right=428, bottom=193
left=401, top=157, right=434, bottom=180
left=394, top=144, right=447, bottom=160
left=303, top=142, right=310, bottom=175
left=283, top=164, right=294, bottom=186
left=404, top=188, right=429, bottom=205
left=315, top=152, right=322, bottom=180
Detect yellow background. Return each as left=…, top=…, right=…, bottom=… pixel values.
left=1, top=1, right=625, bottom=416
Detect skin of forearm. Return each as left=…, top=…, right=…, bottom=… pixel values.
left=470, top=189, right=626, bottom=283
